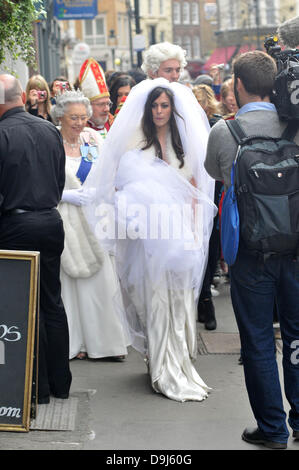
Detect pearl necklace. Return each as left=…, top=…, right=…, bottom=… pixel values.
left=63, top=138, right=80, bottom=149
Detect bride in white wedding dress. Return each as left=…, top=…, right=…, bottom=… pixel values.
left=84, top=78, right=216, bottom=401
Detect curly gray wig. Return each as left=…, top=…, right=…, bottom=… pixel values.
left=50, top=90, right=92, bottom=124
left=141, top=42, right=187, bottom=76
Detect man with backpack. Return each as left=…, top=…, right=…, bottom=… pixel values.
left=205, top=50, right=299, bottom=449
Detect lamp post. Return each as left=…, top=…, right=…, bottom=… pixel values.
left=126, top=0, right=134, bottom=68
left=134, top=0, right=143, bottom=67
left=253, top=0, right=261, bottom=50
left=109, top=29, right=116, bottom=69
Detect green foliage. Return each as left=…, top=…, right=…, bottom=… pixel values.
left=0, top=0, right=46, bottom=70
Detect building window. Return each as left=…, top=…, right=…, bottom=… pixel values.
left=174, top=35, right=182, bottom=47
left=159, top=0, right=164, bottom=15
left=193, top=35, right=201, bottom=58
left=265, top=0, right=275, bottom=25
left=191, top=2, right=199, bottom=25
left=148, top=0, right=153, bottom=15
left=173, top=2, right=181, bottom=24
left=229, top=0, right=236, bottom=28
left=118, top=13, right=128, bottom=47
left=160, top=31, right=165, bottom=42
left=182, top=2, right=190, bottom=24
left=149, top=25, right=156, bottom=45
left=84, top=16, right=105, bottom=46
left=183, top=35, right=192, bottom=57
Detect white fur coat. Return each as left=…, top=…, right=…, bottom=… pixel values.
left=58, top=128, right=104, bottom=278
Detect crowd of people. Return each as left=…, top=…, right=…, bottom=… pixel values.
left=0, top=40, right=298, bottom=449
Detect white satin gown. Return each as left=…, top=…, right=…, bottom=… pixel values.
left=114, top=144, right=212, bottom=401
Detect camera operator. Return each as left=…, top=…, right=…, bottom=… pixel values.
left=208, top=63, right=224, bottom=100
left=25, top=74, right=52, bottom=122
left=204, top=50, right=299, bottom=449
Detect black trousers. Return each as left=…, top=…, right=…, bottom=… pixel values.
left=0, top=209, right=72, bottom=398
left=199, top=218, right=221, bottom=300
left=199, top=180, right=223, bottom=300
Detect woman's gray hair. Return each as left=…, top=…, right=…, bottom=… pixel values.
left=51, top=90, right=92, bottom=123
left=141, top=42, right=187, bottom=76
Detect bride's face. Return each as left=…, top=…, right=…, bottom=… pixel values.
left=151, top=92, right=172, bottom=129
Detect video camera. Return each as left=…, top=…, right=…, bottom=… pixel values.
left=264, top=34, right=299, bottom=121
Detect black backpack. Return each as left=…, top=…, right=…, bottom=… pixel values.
left=226, top=119, right=299, bottom=257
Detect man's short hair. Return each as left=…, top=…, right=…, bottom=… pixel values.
left=141, top=42, right=187, bottom=76
left=1, top=76, right=22, bottom=104
left=232, top=50, right=277, bottom=99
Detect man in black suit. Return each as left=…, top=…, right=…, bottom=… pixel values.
left=0, top=74, right=72, bottom=404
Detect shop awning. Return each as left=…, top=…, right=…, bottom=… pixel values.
left=234, top=44, right=256, bottom=56
left=203, top=46, right=237, bottom=71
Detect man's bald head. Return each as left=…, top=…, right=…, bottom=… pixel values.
left=0, top=74, right=25, bottom=116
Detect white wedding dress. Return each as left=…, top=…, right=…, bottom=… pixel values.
left=59, top=156, right=129, bottom=359
left=113, top=143, right=213, bottom=401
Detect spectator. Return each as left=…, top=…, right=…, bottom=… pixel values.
left=193, top=83, right=223, bottom=330
left=108, top=74, right=136, bottom=116
left=218, top=78, right=238, bottom=117
left=0, top=74, right=72, bottom=405
left=205, top=50, right=299, bottom=449
left=25, top=74, right=52, bottom=122
left=127, top=67, right=147, bottom=84
left=49, top=76, right=72, bottom=105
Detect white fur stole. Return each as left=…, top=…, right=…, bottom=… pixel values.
left=58, top=161, right=104, bottom=278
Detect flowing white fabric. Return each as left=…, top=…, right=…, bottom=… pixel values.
left=112, top=148, right=214, bottom=401
left=114, top=149, right=215, bottom=292
left=82, top=78, right=217, bottom=400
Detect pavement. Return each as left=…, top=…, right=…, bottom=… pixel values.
left=0, top=278, right=298, bottom=453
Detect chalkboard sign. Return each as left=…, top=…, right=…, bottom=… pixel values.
left=0, top=250, right=39, bottom=432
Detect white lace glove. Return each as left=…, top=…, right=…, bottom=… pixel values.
left=61, top=188, right=97, bottom=206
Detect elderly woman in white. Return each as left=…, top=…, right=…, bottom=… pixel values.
left=51, top=90, right=129, bottom=361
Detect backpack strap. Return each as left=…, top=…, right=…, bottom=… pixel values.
left=226, top=119, right=247, bottom=144
left=281, top=120, right=299, bottom=141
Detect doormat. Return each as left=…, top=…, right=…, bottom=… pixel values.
left=198, top=331, right=283, bottom=355
left=30, top=396, right=78, bottom=431
left=198, top=331, right=241, bottom=355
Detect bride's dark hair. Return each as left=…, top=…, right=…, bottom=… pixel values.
left=141, top=87, right=185, bottom=168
